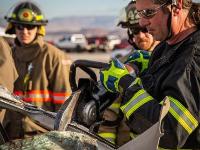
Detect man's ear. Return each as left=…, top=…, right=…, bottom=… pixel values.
left=172, top=0, right=182, bottom=15
left=174, top=0, right=182, bottom=9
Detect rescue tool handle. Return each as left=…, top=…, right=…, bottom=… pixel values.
left=69, top=60, right=109, bottom=91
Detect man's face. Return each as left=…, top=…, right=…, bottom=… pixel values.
left=15, top=24, right=38, bottom=45
left=131, top=27, right=155, bottom=50
left=136, top=0, right=169, bottom=41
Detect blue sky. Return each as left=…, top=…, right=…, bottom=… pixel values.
left=0, top=0, right=129, bottom=19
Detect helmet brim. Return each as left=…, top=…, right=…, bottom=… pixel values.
left=7, top=18, right=48, bottom=26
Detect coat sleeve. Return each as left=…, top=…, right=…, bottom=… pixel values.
left=48, top=48, right=71, bottom=111
left=120, top=57, right=200, bottom=148
left=0, top=37, right=18, bottom=92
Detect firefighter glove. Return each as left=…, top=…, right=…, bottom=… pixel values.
left=100, top=58, right=136, bottom=93
left=125, top=50, right=151, bottom=75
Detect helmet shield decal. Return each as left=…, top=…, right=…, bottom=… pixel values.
left=18, top=8, right=34, bottom=22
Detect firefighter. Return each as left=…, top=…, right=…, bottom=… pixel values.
left=116, top=0, right=160, bottom=64
left=118, top=0, right=159, bottom=52
left=100, top=0, right=200, bottom=148
left=3, top=1, right=71, bottom=139
left=98, top=0, right=160, bottom=146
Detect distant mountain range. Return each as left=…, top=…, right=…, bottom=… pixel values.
left=46, top=16, right=118, bottom=32
left=0, top=15, right=127, bottom=38
left=46, top=16, right=126, bottom=38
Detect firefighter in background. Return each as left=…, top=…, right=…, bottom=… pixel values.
left=100, top=0, right=200, bottom=148
left=3, top=1, right=71, bottom=139
left=117, top=0, right=159, bottom=62
left=98, top=0, right=160, bottom=146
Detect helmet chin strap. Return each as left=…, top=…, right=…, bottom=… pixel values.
left=148, top=40, right=157, bottom=51
left=127, top=29, right=140, bottom=49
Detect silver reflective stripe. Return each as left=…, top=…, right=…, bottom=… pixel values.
left=29, top=93, right=50, bottom=99
left=53, top=95, right=69, bottom=101
left=170, top=102, right=196, bottom=131
left=168, top=96, right=198, bottom=134
left=121, top=89, right=153, bottom=119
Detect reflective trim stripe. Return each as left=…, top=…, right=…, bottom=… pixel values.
left=168, top=96, right=198, bottom=134
left=11, top=14, right=16, bottom=18
left=109, top=102, right=121, bottom=114
left=98, top=133, right=116, bottom=139
left=14, top=90, right=70, bottom=104
left=14, top=91, right=23, bottom=96
left=52, top=92, right=70, bottom=104
left=26, top=91, right=51, bottom=102
left=120, top=89, right=153, bottom=119
left=26, top=97, right=51, bottom=102
left=35, top=15, right=44, bottom=21
left=130, top=132, right=137, bottom=139
left=98, top=132, right=116, bottom=144
left=110, top=102, right=120, bottom=109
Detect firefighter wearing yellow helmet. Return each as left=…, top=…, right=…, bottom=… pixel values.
left=3, top=1, right=71, bottom=139
left=5, top=1, right=47, bottom=36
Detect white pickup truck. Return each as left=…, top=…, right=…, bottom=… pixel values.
left=55, top=34, right=88, bottom=52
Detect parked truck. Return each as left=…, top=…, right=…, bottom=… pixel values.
left=55, top=34, right=88, bottom=52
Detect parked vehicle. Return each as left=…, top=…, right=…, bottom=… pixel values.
left=113, top=38, right=131, bottom=50
left=105, top=35, right=121, bottom=51
left=55, top=34, right=88, bottom=52
left=87, top=35, right=121, bottom=52
left=87, top=36, right=108, bottom=52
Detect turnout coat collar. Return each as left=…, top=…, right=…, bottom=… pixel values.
left=14, top=36, right=45, bottom=62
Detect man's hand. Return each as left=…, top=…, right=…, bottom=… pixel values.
left=100, top=58, right=136, bottom=93
left=125, top=50, right=151, bottom=75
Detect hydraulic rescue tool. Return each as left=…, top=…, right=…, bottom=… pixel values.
left=0, top=60, right=170, bottom=150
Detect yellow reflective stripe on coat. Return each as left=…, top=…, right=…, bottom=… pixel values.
left=120, top=89, right=153, bottom=119
left=130, top=132, right=138, bottom=139
left=98, top=132, right=116, bottom=144
left=168, top=96, right=198, bottom=134
left=109, top=102, right=121, bottom=114
left=110, top=102, right=120, bottom=109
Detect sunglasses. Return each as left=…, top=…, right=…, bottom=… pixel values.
left=137, top=3, right=167, bottom=19
left=15, top=24, right=37, bottom=30
left=130, top=27, right=148, bottom=35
